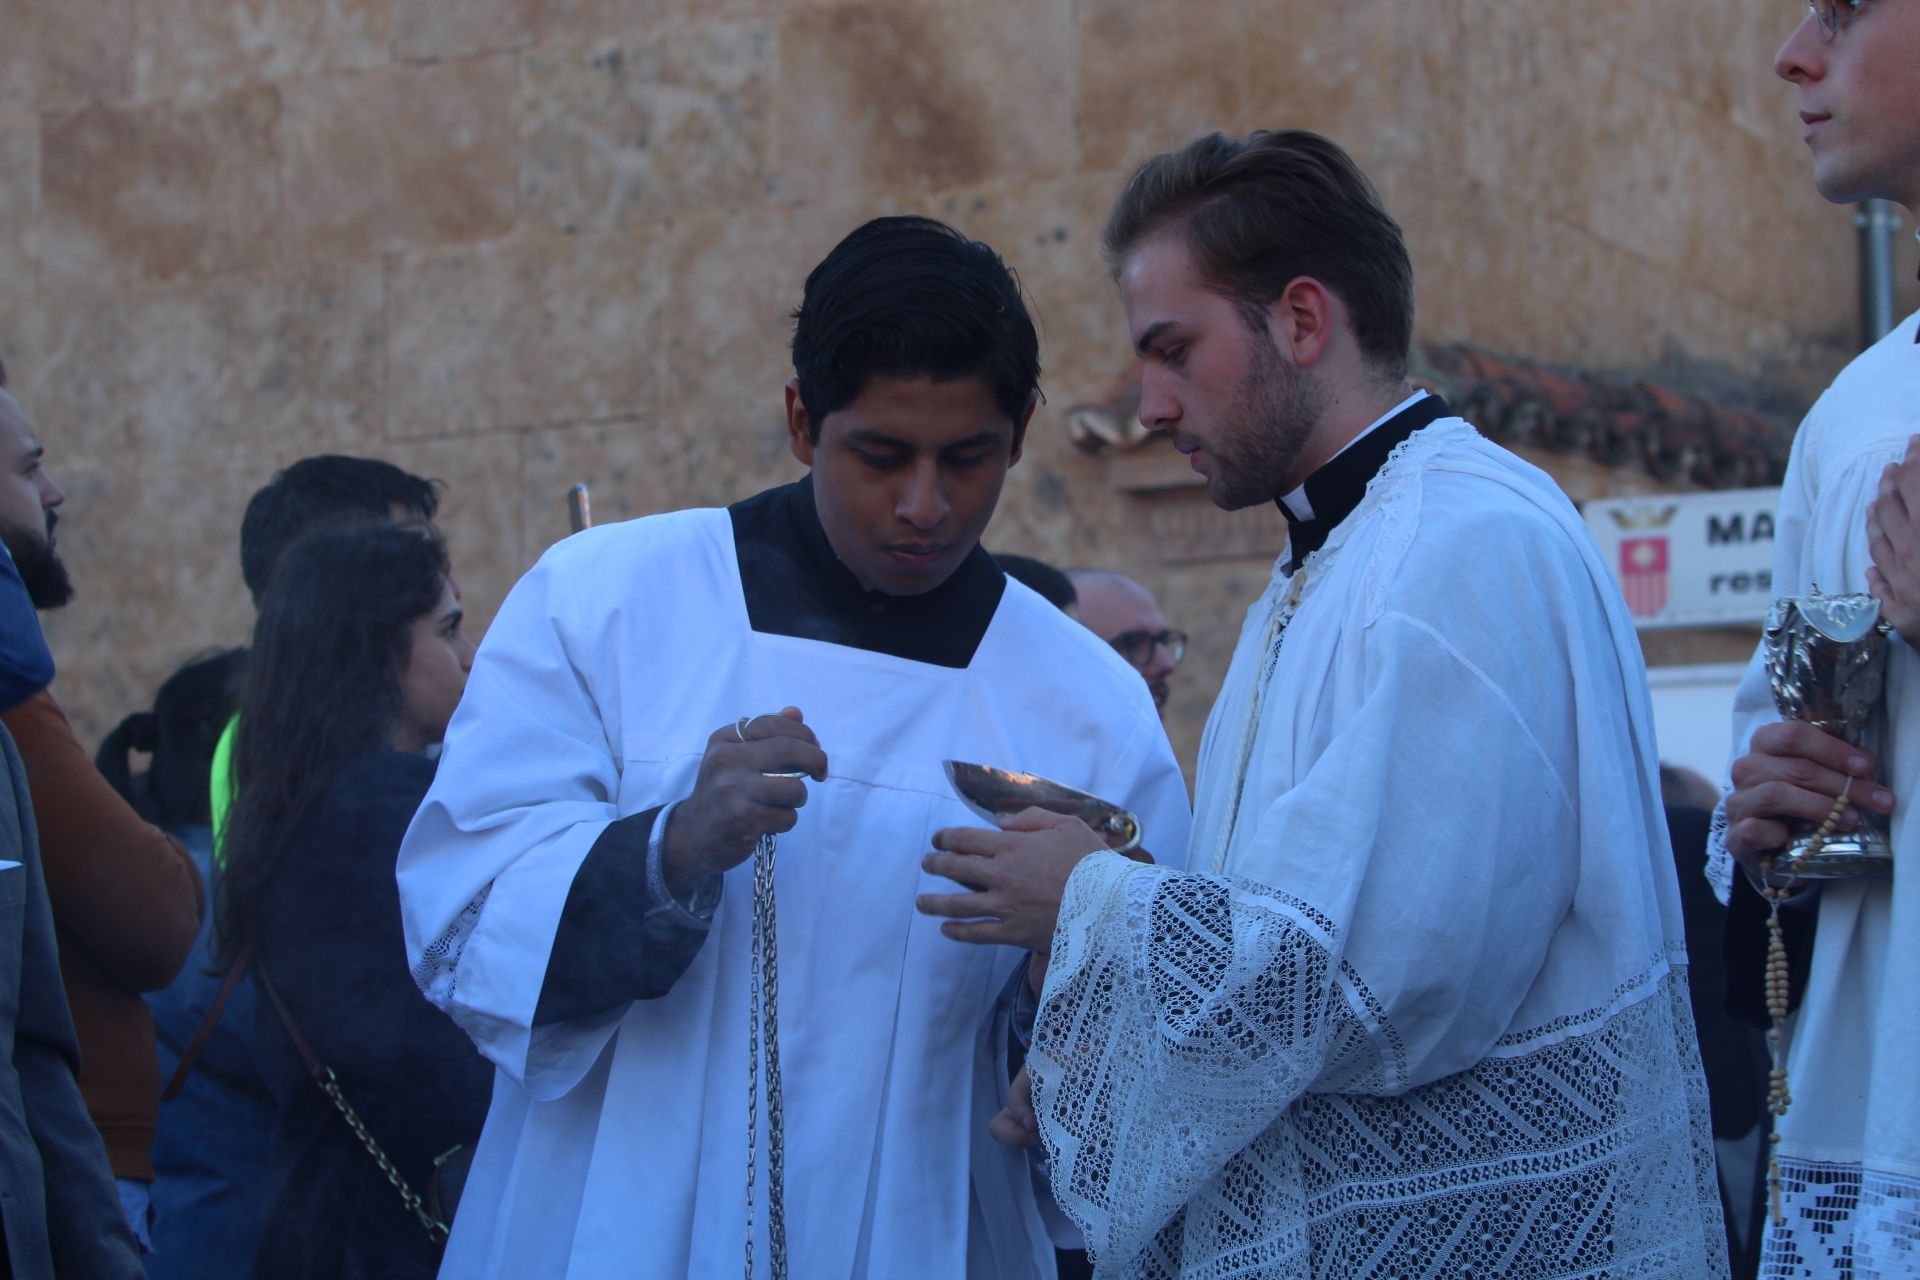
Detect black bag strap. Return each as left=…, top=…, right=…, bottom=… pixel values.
left=160, top=939, right=254, bottom=1102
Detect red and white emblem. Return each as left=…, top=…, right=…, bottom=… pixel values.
left=1620, top=536, right=1669, bottom=618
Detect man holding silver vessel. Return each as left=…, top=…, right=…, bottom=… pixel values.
left=1714, top=2, right=1920, bottom=1275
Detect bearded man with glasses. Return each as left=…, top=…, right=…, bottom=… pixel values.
left=1711, top=3, right=1920, bottom=1277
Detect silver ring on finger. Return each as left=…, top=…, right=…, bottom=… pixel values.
left=735, top=712, right=783, bottom=743
left=736, top=715, right=806, bottom=778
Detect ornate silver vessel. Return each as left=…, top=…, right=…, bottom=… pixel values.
left=1765, top=590, right=1895, bottom=878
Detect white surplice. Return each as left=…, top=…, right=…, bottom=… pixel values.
left=396, top=507, right=1193, bottom=1279
left=1030, top=418, right=1727, bottom=1278
left=1707, top=309, right=1920, bottom=1279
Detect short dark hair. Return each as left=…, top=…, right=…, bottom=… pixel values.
left=239, top=456, right=441, bottom=603
left=994, top=553, right=1077, bottom=611
left=1102, top=130, right=1415, bottom=379
left=94, top=647, right=247, bottom=830
left=791, top=216, right=1041, bottom=441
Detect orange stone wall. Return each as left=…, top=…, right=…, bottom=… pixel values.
left=2, top=0, right=1917, bottom=773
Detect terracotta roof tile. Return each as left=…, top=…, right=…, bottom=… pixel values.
left=1413, top=342, right=1792, bottom=489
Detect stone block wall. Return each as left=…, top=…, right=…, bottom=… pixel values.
left=1, top=0, right=1915, bottom=772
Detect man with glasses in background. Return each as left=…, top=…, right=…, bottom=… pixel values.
left=1712, top=2, right=1920, bottom=1276
left=1066, top=569, right=1185, bottom=717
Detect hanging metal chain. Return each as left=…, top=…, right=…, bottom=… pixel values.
left=254, top=958, right=449, bottom=1247
left=746, top=831, right=788, bottom=1280
left=315, top=1066, right=450, bottom=1244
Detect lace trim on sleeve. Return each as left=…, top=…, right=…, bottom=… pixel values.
left=1707, top=799, right=1737, bottom=905
left=1030, top=863, right=1403, bottom=1265
left=1033, top=857, right=1724, bottom=1277
left=411, top=883, right=491, bottom=1011
left=1134, top=968, right=1726, bottom=1279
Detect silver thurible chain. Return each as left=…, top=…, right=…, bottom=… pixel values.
left=746, top=832, right=788, bottom=1280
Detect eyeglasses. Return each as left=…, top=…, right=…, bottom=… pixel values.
left=1809, top=0, right=1866, bottom=40
left=1108, top=628, right=1187, bottom=670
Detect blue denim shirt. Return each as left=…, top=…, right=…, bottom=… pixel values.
left=144, top=824, right=273, bottom=1280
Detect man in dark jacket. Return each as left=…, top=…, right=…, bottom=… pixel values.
left=0, top=714, right=144, bottom=1279
left=0, top=360, right=205, bottom=1251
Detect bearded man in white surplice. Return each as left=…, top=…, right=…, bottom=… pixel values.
left=919, top=132, right=1727, bottom=1279
left=396, top=217, right=1192, bottom=1280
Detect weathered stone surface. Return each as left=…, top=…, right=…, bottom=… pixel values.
left=392, top=0, right=540, bottom=60
left=1240, top=0, right=1469, bottom=172
left=16, top=262, right=385, bottom=468
left=35, top=449, right=272, bottom=747
left=773, top=1, right=1078, bottom=200
left=1459, top=14, right=1827, bottom=322
left=1554, top=0, right=1795, bottom=145
left=1372, top=136, right=1850, bottom=410
left=0, top=0, right=137, bottom=114
left=521, top=22, right=775, bottom=232
left=281, top=58, right=517, bottom=260
left=133, top=0, right=392, bottom=103
left=0, top=119, right=39, bottom=292
left=520, top=413, right=802, bottom=552
left=1073, top=0, right=1248, bottom=173
left=1392, top=162, right=1548, bottom=364
left=663, top=197, right=903, bottom=427
left=39, top=89, right=281, bottom=286
left=388, top=231, right=670, bottom=438
left=391, top=0, right=672, bottom=61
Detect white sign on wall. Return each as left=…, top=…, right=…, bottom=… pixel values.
left=1583, top=487, right=1782, bottom=629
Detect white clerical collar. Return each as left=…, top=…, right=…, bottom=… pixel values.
left=1279, top=390, right=1429, bottom=522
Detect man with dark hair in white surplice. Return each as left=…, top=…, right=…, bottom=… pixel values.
left=397, top=217, right=1191, bottom=1280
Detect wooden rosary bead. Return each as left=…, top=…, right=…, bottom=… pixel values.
left=1754, top=792, right=1846, bottom=1227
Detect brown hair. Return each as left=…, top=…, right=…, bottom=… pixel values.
left=1102, top=130, right=1414, bottom=378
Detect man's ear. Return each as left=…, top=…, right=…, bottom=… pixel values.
left=1267, top=277, right=1338, bottom=370
left=785, top=379, right=815, bottom=467
left=1008, top=390, right=1039, bottom=468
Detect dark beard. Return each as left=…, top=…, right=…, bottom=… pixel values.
left=1201, top=332, right=1328, bottom=512
left=0, top=517, right=73, bottom=610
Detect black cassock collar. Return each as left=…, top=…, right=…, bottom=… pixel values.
left=1278, top=394, right=1453, bottom=575
left=728, top=474, right=1005, bottom=669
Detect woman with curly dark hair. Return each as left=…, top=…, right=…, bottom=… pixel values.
left=216, top=521, right=488, bottom=1280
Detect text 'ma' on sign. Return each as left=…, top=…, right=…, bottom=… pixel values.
left=1583, top=487, right=1782, bottom=630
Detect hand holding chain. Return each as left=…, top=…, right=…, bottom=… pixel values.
left=736, top=714, right=794, bottom=1280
